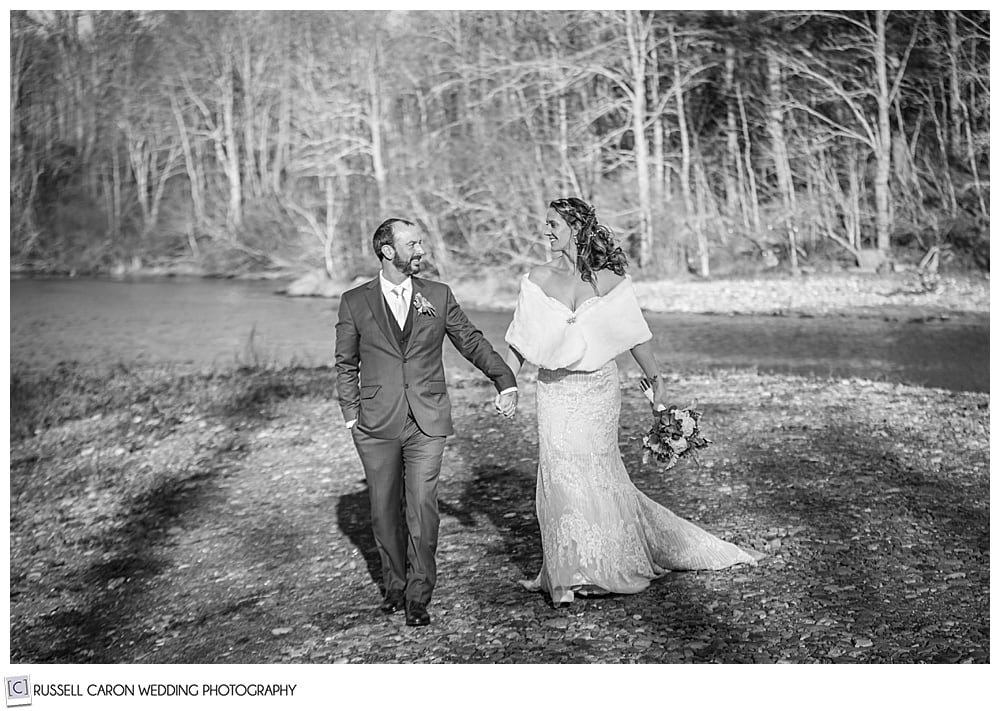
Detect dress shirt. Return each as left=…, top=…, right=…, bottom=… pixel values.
left=380, top=271, right=413, bottom=328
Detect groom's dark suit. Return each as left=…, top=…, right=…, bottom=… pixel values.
left=335, top=275, right=515, bottom=606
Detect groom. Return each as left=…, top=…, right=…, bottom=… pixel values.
left=335, top=218, right=517, bottom=626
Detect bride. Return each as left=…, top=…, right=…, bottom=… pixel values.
left=498, top=197, right=761, bottom=606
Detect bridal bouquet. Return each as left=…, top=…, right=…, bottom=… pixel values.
left=638, top=377, right=711, bottom=469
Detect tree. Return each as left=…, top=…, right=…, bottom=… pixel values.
left=772, top=11, right=921, bottom=255
left=9, top=10, right=990, bottom=277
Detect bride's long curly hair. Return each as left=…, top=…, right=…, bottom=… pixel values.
left=549, top=197, right=628, bottom=285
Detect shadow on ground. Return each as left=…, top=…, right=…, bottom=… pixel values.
left=15, top=456, right=224, bottom=662
left=335, top=487, right=383, bottom=592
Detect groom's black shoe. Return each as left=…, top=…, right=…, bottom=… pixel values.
left=404, top=600, right=430, bottom=627
left=380, top=589, right=406, bottom=614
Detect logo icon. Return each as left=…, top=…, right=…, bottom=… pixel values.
left=5, top=677, right=31, bottom=707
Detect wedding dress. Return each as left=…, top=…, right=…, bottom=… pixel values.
left=505, top=274, right=759, bottom=604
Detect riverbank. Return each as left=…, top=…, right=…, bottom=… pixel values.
left=9, top=362, right=989, bottom=663
left=629, top=272, right=990, bottom=319
left=12, top=266, right=990, bottom=319
left=285, top=269, right=990, bottom=319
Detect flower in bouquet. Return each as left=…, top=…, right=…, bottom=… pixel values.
left=638, top=378, right=711, bottom=469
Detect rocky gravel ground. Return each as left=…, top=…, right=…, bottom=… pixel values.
left=9, top=364, right=989, bottom=664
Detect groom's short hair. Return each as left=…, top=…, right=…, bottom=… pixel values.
left=373, top=218, right=415, bottom=260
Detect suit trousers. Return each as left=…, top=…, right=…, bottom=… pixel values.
left=351, top=414, right=446, bottom=605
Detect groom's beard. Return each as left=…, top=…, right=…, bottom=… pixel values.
left=394, top=252, right=422, bottom=276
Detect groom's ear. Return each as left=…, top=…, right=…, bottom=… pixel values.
left=380, top=244, right=394, bottom=260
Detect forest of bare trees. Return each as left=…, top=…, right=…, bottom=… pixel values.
left=9, top=10, right=990, bottom=280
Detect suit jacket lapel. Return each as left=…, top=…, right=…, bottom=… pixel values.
left=363, top=278, right=404, bottom=356
left=405, top=277, right=430, bottom=354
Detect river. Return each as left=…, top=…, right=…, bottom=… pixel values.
left=9, top=276, right=989, bottom=393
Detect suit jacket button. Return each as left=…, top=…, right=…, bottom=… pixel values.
left=404, top=384, right=409, bottom=389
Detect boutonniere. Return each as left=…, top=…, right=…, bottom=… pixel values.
left=413, top=292, right=437, bottom=317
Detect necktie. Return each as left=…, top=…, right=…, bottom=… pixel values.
left=391, top=286, right=408, bottom=328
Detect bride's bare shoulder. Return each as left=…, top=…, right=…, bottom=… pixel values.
left=527, top=262, right=559, bottom=285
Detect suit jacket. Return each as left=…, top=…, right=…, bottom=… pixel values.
left=335, top=276, right=516, bottom=439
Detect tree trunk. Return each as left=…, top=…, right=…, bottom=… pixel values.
left=625, top=11, right=653, bottom=268
left=928, top=79, right=959, bottom=214
left=723, top=46, right=746, bottom=230
left=670, top=24, right=702, bottom=275
left=873, top=10, right=892, bottom=253
left=649, top=43, right=665, bottom=201
left=150, top=145, right=180, bottom=237
left=847, top=146, right=861, bottom=250
left=125, top=131, right=151, bottom=232
left=669, top=25, right=693, bottom=219
left=737, top=83, right=761, bottom=233
left=368, top=41, right=387, bottom=217
left=169, top=89, right=207, bottom=231
left=323, top=176, right=338, bottom=278
left=947, top=11, right=963, bottom=160
left=274, top=59, right=291, bottom=195
left=220, top=53, right=243, bottom=236
left=692, top=146, right=711, bottom=277
left=961, top=92, right=988, bottom=218
left=258, top=97, right=271, bottom=195
left=108, top=141, right=123, bottom=242
left=766, top=51, right=799, bottom=273
left=240, top=29, right=261, bottom=199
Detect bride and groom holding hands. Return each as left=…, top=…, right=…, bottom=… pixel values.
left=334, top=197, right=760, bottom=627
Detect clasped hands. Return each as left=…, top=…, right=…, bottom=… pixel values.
left=493, top=376, right=665, bottom=420
left=494, top=390, right=518, bottom=419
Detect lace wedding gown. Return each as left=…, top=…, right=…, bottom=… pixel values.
left=506, top=275, right=759, bottom=604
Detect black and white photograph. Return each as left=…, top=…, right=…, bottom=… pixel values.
left=6, top=7, right=990, bottom=679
